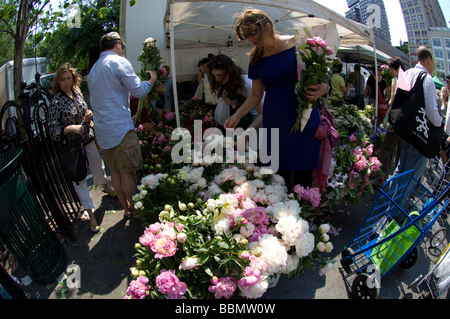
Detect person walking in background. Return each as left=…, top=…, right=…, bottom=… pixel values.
left=87, top=32, right=157, bottom=219
left=375, top=57, right=405, bottom=187
left=49, top=62, right=115, bottom=233
left=352, top=64, right=366, bottom=109
left=364, top=65, right=387, bottom=123
left=388, top=47, right=442, bottom=223
left=224, top=9, right=328, bottom=190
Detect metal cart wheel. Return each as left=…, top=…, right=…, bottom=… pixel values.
left=399, top=247, right=419, bottom=269
left=430, top=228, right=447, bottom=248
left=351, top=273, right=380, bottom=299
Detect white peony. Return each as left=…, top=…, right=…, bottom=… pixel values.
left=283, top=254, right=300, bottom=274
left=251, top=234, right=288, bottom=275
left=295, top=232, right=315, bottom=258
left=239, top=278, right=269, bottom=299
left=234, top=181, right=257, bottom=198
left=240, top=222, right=255, bottom=238
left=179, top=257, right=199, bottom=270
left=213, top=218, right=230, bottom=235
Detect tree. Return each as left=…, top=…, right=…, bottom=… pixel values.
left=0, top=0, right=60, bottom=103
left=395, top=40, right=409, bottom=56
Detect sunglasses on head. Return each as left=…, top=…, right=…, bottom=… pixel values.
left=239, top=25, right=260, bottom=39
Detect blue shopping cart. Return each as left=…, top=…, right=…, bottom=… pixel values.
left=340, top=158, right=450, bottom=299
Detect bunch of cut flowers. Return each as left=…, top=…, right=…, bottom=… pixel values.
left=293, top=36, right=339, bottom=132
left=135, top=37, right=168, bottom=123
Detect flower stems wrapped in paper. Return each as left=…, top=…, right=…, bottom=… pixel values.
left=293, top=23, right=340, bottom=132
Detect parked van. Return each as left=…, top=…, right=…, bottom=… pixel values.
left=0, top=57, right=47, bottom=131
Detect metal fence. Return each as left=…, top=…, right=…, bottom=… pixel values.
left=0, top=76, right=80, bottom=240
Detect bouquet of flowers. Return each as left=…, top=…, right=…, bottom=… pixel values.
left=135, top=37, right=168, bottom=123
left=380, top=64, right=393, bottom=93
left=125, top=135, right=335, bottom=299
left=292, top=36, right=339, bottom=132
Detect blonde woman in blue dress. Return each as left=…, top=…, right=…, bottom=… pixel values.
left=224, top=9, right=329, bottom=190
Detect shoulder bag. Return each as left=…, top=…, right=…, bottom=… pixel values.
left=388, top=71, right=443, bottom=158
left=57, top=93, right=89, bottom=184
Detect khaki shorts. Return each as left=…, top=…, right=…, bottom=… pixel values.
left=103, top=130, right=142, bottom=173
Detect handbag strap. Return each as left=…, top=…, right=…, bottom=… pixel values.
left=411, top=71, right=428, bottom=92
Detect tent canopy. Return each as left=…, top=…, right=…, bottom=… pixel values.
left=433, top=76, right=445, bottom=90
left=164, top=0, right=374, bottom=50
left=337, top=44, right=392, bottom=65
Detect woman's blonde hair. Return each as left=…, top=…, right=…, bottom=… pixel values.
left=441, top=86, right=449, bottom=104
left=234, top=9, right=275, bottom=65
left=52, top=62, right=82, bottom=96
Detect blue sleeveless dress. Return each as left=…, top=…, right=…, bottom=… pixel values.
left=248, top=46, right=321, bottom=171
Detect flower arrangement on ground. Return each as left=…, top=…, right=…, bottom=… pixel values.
left=125, top=134, right=335, bottom=299
left=293, top=36, right=339, bottom=132
left=321, top=132, right=382, bottom=210
left=135, top=98, right=217, bottom=178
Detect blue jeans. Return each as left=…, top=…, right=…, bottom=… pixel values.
left=388, top=140, right=429, bottom=219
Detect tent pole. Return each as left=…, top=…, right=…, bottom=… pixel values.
left=373, top=36, right=378, bottom=131
left=170, top=2, right=181, bottom=128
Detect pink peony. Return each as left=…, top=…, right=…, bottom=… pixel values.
left=155, top=269, right=186, bottom=299
left=313, top=36, right=327, bottom=48
left=125, top=276, right=151, bottom=299
left=165, top=112, right=175, bottom=121
left=306, top=38, right=317, bottom=46
left=150, top=233, right=177, bottom=259
left=208, top=276, right=237, bottom=299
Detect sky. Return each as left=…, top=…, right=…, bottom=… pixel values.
left=314, top=0, right=450, bottom=47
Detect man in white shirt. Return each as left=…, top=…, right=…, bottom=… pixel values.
left=388, top=46, right=442, bottom=223
left=88, top=32, right=157, bottom=219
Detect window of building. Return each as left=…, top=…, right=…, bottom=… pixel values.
left=432, top=38, right=442, bottom=47
left=418, top=14, right=423, bottom=21
left=434, top=49, right=444, bottom=59
left=415, top=31, right=421, bottom=37
left=419, top=23, right=426, bottom=29
left=421, top=31, right=428, bottom=37
left=410, top=8, right=415, bottom=14
left=423, top=39, right=429, bottom=45
left=410, top=39, right=416, bottom=45
left=417, top=39, right=422, bottom=45
left=413, top=23, right=419, bottom=29
left=415, top=7, right=421, bottom=13
left=445, top=39, right=450, bottom=48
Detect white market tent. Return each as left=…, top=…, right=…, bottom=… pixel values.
left=163, top=0, right=377, bottom=128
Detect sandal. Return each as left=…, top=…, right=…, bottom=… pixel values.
left=123, top=211, right=132, bottom=219
left=90, top=222, right=101, bottom=233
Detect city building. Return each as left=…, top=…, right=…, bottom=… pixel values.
left=399, top=0, right=450, bottom=76
left=345, top=0, right=391, bottom=44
